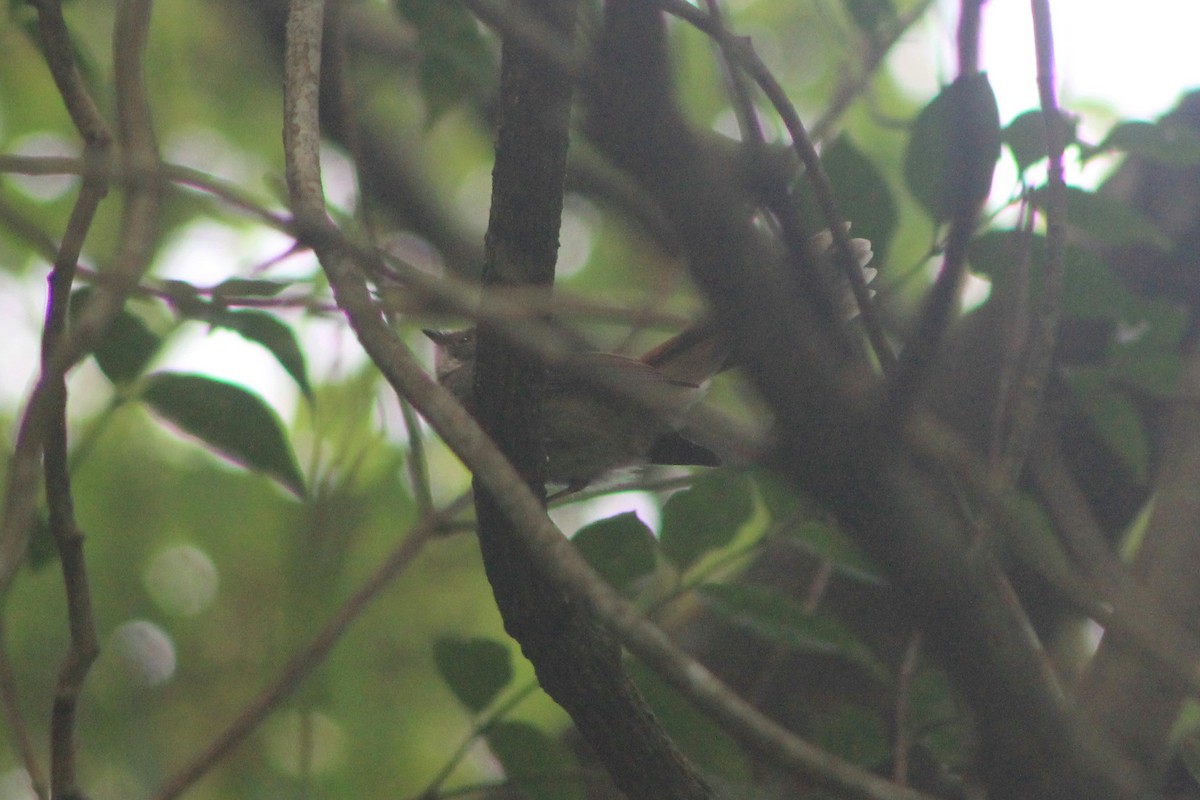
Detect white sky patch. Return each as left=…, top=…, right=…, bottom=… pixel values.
left=164, top=127, right=271, bottom=191
left=897, top=1, right=1200, bottom=128
left=153, top=325, right=301, bottom=421
left=156, top=219, right=304, bottom=285
left=979, top=0, right=1200, bottom=124
left=5, top=132, right=78, bottom=202
left=553, top=490, right=663, bottom=538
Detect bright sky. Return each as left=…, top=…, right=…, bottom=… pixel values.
left=975, top=0, right=1199, bottom=124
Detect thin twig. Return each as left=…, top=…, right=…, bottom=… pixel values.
left=154, top=498, right=464, bottom=800
left=892, top=631, right=923, bottom=785
left=417, top=680, right=540, bottom=798
left=399, top=398, right=435, bottom=513
left=956, top=0, right=983, bottom=76
left=987, top=198, right=1035, bottom=472
left=810, top=0, right=938, bottom=143
left=46, top=0, right=163, bottom=792
left=656, top=0, right=896, bottom=371
left=884, top=0, right=988, bottom=419
left=0, top=1, right=119, bottom=797
left=27, top=0, right=111, bottom=145
left=996, top=0, right=1068, bottom=483
left=700, top=0, right=866, bottom=359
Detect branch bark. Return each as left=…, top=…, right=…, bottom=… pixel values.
left=585, top=2, right=1153, bottom=797
left=470, top=2, right=714, bottom=797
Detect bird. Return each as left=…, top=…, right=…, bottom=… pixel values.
left=425, top=229, right=875, bottom=490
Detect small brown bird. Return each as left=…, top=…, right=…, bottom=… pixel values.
left=425, top=230, right=875, bottom=489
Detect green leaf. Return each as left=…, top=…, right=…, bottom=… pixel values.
left=210, top=309, right=312, bottom=399
left=211, top=278, right=291, bottom=299
left=904, top=73, right=1001, bottom=222
left=141, top=372, right=306, bottom=497
left=1065, top=372, right=1150, bottom=484
left=1093, top=120, right=1200, bottom=166
left=813, top=705, right=890, bottom=767
left=907, top=667, right=973, bottom=768
left=1003, top=491, right=1082, bottom=593
left=431, top=636, right=513, bottom=713
left=166, top=284, right=312, bottom=400
left=627, top=661, right=751, bottom=780
left=843, top=0, right=895, bottom=36
left=71, top=288, right=162, bottom=384
left=697, top=583, right=890, bottom=683
left=161, top=279, right=208, bottom=317
left=786, top=520, right=885, bottom=584
left=27, top=512, right=57, bottom=572
left=397, top=0, right=494, bottom=122
left=1107, top=304, right=1185, bottom=397
left=1035, top=186, right=1171, bottom=251
left=1003, top=108, right=1079, bottom=174
left=969, top=230, right=1142, bottom=319
left=660, top=471, right=753, bottom=569
left=571, top=512, right=657, bottom=592
left=796, top=135, right=897, bottom=264
left=1109, top=351, right=1181, bottom=398
left=485, top=722, right=584, bottom=800
left=1179, top=734, right=1200, bottom=789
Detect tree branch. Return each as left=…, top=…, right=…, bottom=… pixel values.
left=280, top=5, right=940, bottom=796
left=585, top=2, right=1152, bottom=797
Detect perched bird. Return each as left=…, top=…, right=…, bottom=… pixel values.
left=426, top=230, right=875, bottom=490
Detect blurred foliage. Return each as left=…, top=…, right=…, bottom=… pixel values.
left=2, top=0, right=1199, bottom=797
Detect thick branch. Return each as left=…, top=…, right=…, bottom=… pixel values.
left=1080, top=335, right=1200, bottom=778
left=471, top=1, right=714, bottom=797
left=585, top=2, right=1151, bottom=797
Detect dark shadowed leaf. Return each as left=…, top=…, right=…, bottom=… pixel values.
left=796, top=135, right=897, bottom=263
left=813, top=705, right=890, bottom=767
left=904, top=73, right=1001, bottom=222
left=787, top=520, right=885, bottom=584
left=71, top=288, right=161, bottom=384
left=397, top=0, right=494, bottom=122
left=908, top=667, right=975, bottom=769
left=1065, top=372, right=1150, bottom=484
left=161, top=279, right=208, bottom=317
left=1092, top=120, right=1200, bottom=166
left=660, top=471, right=753, bottom=569
left=627, top=661, right=751, bottom=780
left=485, top=722, right=584, bottom=800
left=1004, top=492, right=1080, bottom=593
left=211, top=278, right=291, bottom=299
left=431, top=636, right=513, bottom=713
left=571, top=512, right=657, bottom=592
left=1034, top=186, right=1171, bottom=251
left=969, top=230, right=1142, bottom=319
left=698, top=583, right=890, bottom=683
left=141, top=372, right=306, bottom=497
left=1003, top=108, right=1079, bottom=174
left=843, top=0, right=895, bottom=36
left=1108, top=304, right=1185, bottom=397
left=27, top=512, right=56, bottom=571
